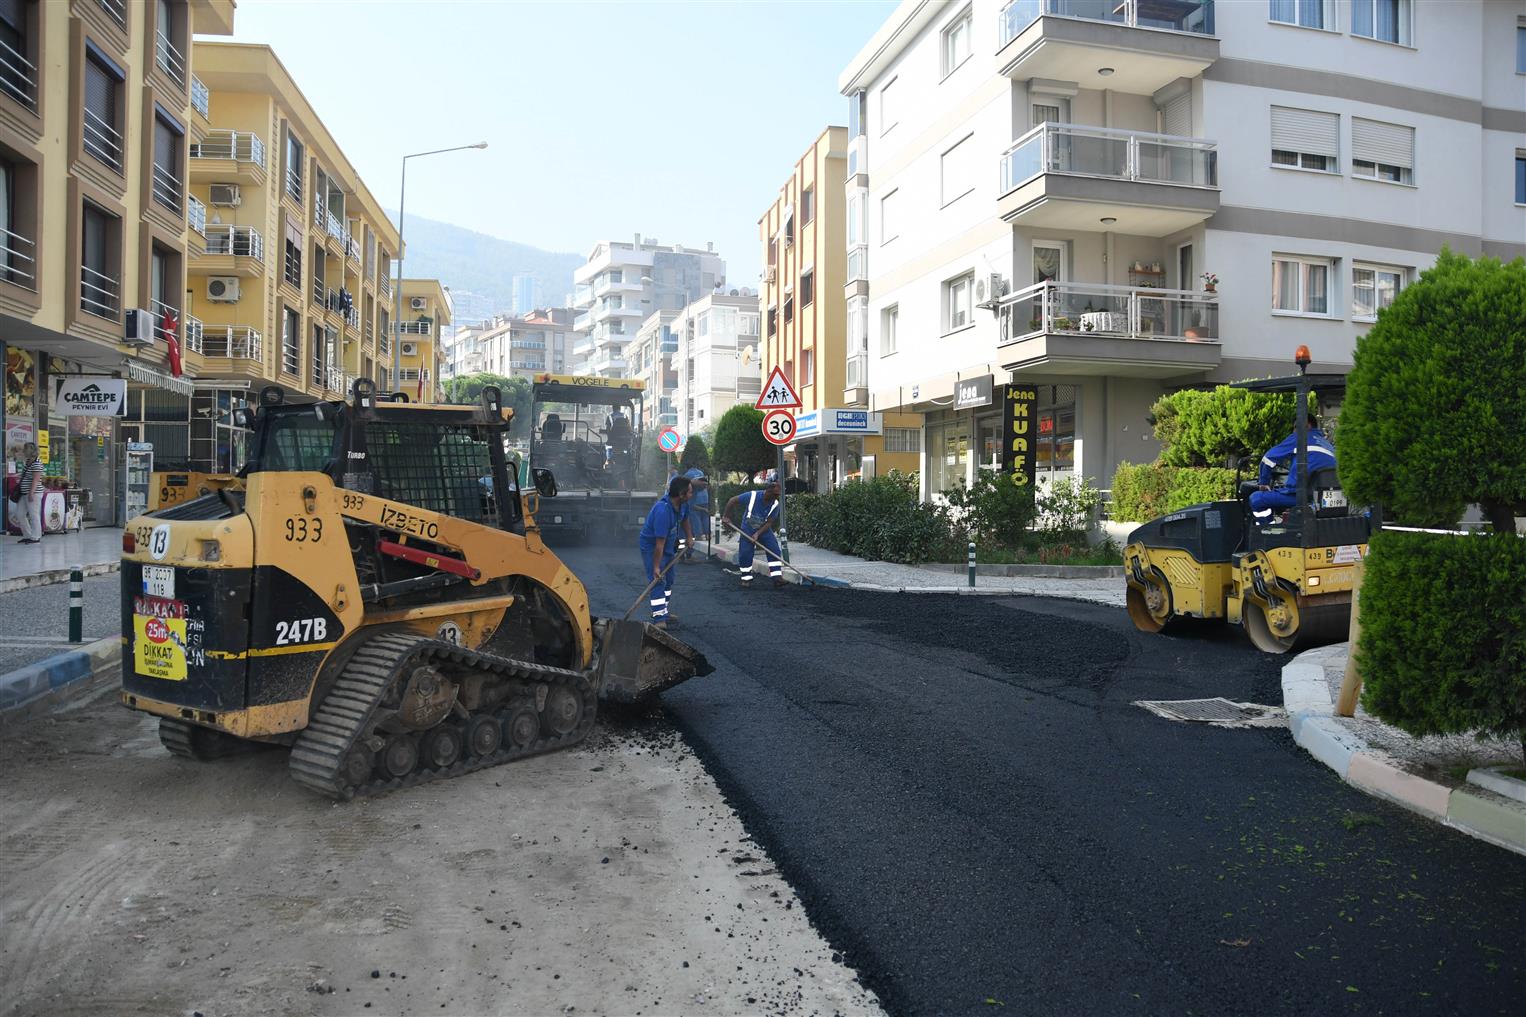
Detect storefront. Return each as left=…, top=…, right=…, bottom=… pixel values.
left=921, top=377, right=1078, bottom=498
left=791, top=408, right=883, bottom=494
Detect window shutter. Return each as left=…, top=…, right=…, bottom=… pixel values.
left=154, top=116, right=176, bottom=173
left=1270, top=106, right=1338, bottom=158
left=84, top=57, right=114, bottom=126
left=1163, top=94, right=1191, bottom=138
left=1351, top=118, right=1413, bottom=169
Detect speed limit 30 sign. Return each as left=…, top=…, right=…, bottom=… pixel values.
left=761, top=409, right=796, bottom=446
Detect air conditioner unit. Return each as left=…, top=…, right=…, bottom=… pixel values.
left=123, top=308, right=155, bottom=346
left=207, top=277, right=241, bottom=303
left=409, top=296, right=427, bottom=311
left=764, top=268, right=776, bottom=284
left=400, top=341, right=418, bottom=357
left=208, top=183, right=241, bottom=207
left=974, top=272, right=1006, bottom=304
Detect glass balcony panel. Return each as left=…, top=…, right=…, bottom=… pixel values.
left=997, top=280, right=1218, bottom=343
left=1000, top=133, right=1044, bottom=191
left=1000, top=0, right=1212, bottom=46
left=1135, top=138, right=1216, bottom=186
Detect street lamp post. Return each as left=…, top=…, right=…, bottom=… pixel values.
left=392, top=142, right=487, bottom=395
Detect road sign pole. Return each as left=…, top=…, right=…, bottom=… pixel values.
left=776, top=445, right=789, bottom=564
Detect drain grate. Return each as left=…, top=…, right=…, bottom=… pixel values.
left=1134, top=697, right=1287, bottom=728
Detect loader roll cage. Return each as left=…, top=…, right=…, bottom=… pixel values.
left=239, top=380, right=525, bottom=533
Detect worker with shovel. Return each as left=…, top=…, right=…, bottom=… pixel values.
left=638, top=474, right=695, bottom=628
left=722, top=475, right=785, bottom=588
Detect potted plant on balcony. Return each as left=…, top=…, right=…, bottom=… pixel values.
left=1201, top=272, right=1218, bottom=294
left=1052, top=316, right=1074, bottom=331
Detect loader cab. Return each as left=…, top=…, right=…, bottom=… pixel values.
left=528, top=374, right=646, bottom=492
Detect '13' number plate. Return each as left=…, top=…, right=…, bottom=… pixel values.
left=142, top=565, right=174, bottom=599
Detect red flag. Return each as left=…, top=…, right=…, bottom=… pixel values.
left=161, top=307, right=183, bottom=378
left=416, top=370, right=424, bottom=400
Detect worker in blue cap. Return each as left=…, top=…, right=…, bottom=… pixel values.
left=721, top=472, right=784, bottom=587
left=638, top=474, right=695, bottom=628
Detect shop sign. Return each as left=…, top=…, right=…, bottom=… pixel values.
left=56, top=376, right=127, bottom=417
left=1000, top=383, right=1039, bottom=487
left=954, top=374, right=993, bottom=410
left=794, top=409, right=883, bottom=440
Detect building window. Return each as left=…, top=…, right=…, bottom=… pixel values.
left=784, top=295, right=794, bottom=324
left=767, top=238, right=777, bottom=269
left=1272, top=255, right=1334, bottom=316
left=879, top=77, right=897, bottom=135
left=83, top=48, right=125, bottom=172
left=155, top=0, right=185, bottom=85
left=1270, top=105, right=1339, bottom=173
left=0, top=154, right=35, bottom=287
left=940, top=133, right=975, bottom=207
left=151, top=109, right=183, bottom=213
left=80, top=201, right=119, bottom=319
left=1518, top=24, right=1526, bottom=73
left=1269, top=0, right=1331, bottom=30
left=942, top=6, right=972, bottom=77
left=847, top=190, right=865, bottom=247
left=697, top=311, right=709, bottom=337
left=880, top=305, right=898, bottom=355
left=284, top=130, right=304, bottom=201
left=1351, top=0, right=1411, bottom=46
left=281, top=306, right=300, bottom=375
left=800, top=269, right=814, bottom=308
left=801, top=186, right=814, bottom=226
left=1351, top=118, right=1414, bottom=185
left=884, top=427, right=921, bottom=453
left=1352, top=263, right=1404, bottom=320
left=0, top=0, right=36, bottom=109
left=848, top=89, right=866, bottom=139
left=880, top=189, right=899, bottom=244
left=802, top=349, right=814, bottom=386
left=944, top=273, right=974, bottom=333
left=784, top=205, right=795, bottom=247
left=1516, top=152, right=1526, bottom=205
left=766, top=306, right=777, bottom=336
left=283, top=236, right=301, bottom=287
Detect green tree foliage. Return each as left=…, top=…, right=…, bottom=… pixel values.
left=442, top=373, right=533, bottom=436
left=1357, top=530, right=1526, bottom=763
left=1150, top=385, right=1297, bottom=468
left=942, top=470, right=1037, bottom=547
left=679, top=435, right=711, bottom=473
left=785, top=472, right=955, bottom=564
left=1110, top=463, right=1239, bottom=521
left=712, top=405, right=772, bottom=477
left=1340, top=249, right=1526, bottom=530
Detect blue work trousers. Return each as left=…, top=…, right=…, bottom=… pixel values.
left=1250, top=488, right=1297, bottom=521
left=737, top=526, right=782, bottom=582
left=639, top=546, right=677, bottom=619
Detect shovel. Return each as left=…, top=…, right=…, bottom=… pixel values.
left=726, top=524, right=816, bottom=588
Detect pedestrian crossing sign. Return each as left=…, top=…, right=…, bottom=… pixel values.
left=754, top=367, right=802, bottom=410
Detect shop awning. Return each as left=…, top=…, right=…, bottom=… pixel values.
left=126, top=361, right=195, bottom=397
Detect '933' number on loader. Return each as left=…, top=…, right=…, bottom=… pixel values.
left=274, top=617, right=328, bottom=646
left=284, top=517, right=323, bottom=542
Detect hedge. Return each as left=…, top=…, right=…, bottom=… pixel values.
left=1357, top=530, right=1526, bottom=763
left=784, top=472, right=956, bottom=564
left=1110, top=462, right=1238, bottom=521
left=1151, top=385, right=1296, bottom=469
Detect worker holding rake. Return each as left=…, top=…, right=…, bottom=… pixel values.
left=722, top=474, right=785, bottom=588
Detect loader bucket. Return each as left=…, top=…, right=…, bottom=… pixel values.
left=593, top=618, right=714, bottom=703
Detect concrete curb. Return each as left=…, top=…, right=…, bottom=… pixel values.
left=0, top=560, right=119, bottom=595
left=920, top=562, right=1125, bottom=579
left=1281, top=645, right=1526, bottom=857
left=0, top=636, right=121, bottom=718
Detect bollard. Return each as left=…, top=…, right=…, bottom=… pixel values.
left=967, top=540, right=977, bottom=588
left=69, top=564, right=84, bottom=644
left=779, top=528, right=790, bottom=565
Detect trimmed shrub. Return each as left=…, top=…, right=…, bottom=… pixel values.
left=1357, top=530, right=1526, bottom=763
left=785, top=472, right=955, bottom=565
left=1340, top=249, right=1526, bottom=531
left=679, top=435, right=711, bottom=474
left=712, top=405, right=773, bottom=477
left=1036, top=476, right=1101, bottom=536
left=1110, top=462, right=1238, bottom=521
left=1151, top=385, right=1297, bottom=468
left=943, top=470, right=1037, bottom=547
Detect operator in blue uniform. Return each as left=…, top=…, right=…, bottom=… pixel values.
left=1250, top=413, right=1337, bottom=523
left=722, top=474, right=785, bottom=587
left=638, top=474, right=695, bottom=627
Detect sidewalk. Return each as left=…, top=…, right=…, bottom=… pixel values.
left=1282, top=643, right=1525, bottom=856
left=704, top=534, right=1126, bottom=607
left=0, top=526, right=123, bottom=592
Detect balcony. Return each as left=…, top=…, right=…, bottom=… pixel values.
left=79, top=265, right=119, bottom=320
left=190, top=75, right=210, bottom=120
left=155, top=30, right=186, bottom=87
left=998, top=122, right=1217, bottom=234
left=200, top=225, right=264, bottom=277
left=186, top=194, right=207, bottom=237
left=190, top=130, right=267, bottom=186
left=588, top=353, right=628, bottom=375
left=345, top=224, right=362, bottom=264
left=202, top=326, right=262, bottom=361
left=150, top=163, right=182, bottom=215
left=996, top=0, right=1217, bottom=95
left=82, top=109, right=123, bottom=171
left=512, top=339, right=546, bottom=350
left=182, top=314, right=203, bottom=354
left=1, top=226, right=36, bottom=290
left=396, top=321, right=433, bottom=336
left=995, top=280, right=1220, bottom=377
left=573, top=311, right=593, bottom=331
left=376, top=272, right=391, bottom=299
left=0, top=33, right=38, bottom=111
left=149, top=299, right=182, bottom=346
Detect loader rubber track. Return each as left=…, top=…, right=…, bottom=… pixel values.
left=160, top=717, right=274, bottom=761
left=288, top=632, right=597, bottom=800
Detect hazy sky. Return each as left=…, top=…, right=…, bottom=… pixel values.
left=223, top=0, right=899, bottom=287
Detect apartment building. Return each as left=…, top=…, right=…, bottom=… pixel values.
left=840, top=0, right=1526, bottom=500
left=570, top=235, right=725, bottom=378
left=760, top=126, right=919, bottom=492
left=0, top=0, right=236, bottom=526
left=395, top=279, right=451, bottom=401
left=671, top=292, right=763, bottom=438
left=628, top=309, right=679, bottom=429
left=511, top=273, right=541, bottom=315
left=442, top=317, right=493, bottom=380
left=476, top=307, right=573, bottom=380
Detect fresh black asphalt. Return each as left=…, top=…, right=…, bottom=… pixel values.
left=562, top=544, right=1526, bottom=1017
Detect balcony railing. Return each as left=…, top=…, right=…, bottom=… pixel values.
left=0, top=34, right=37, bottom=110
left=82, top=108, right=123, bottom=170
left=97, top=0, right=127, bottom=27
left=365, top=318, right=375, bottom=344
left=1000, top=122, right=1217, bottom=193
left=326, top=208, right=345, bottom=242
left=573, top=311, right=593, bottom=331
left=345, top=226, right=362, bottom=263
left=182, top=314, right=203, bottom=353
left=1, top=226, right=36, bottom=288
left=281, top=335, right=300, bottom=375
left=187, top=194, right=207, bottom=236
left=149, top=298, right=181, bottom=344
left=155, top=30, right=186, bottom=86
left=150, top=162, right=182, bottom=213
left=513, top=340, right=547, bottom=350
left=191, top=130, right=266, bottom=167
left=205, top=224, right=263, bottom=259
left=282, top=249, right=301, bottom=288
left=999, top=0, right=1214, bottom=47
left=203, top=326, right=262, bottom=361
left=285, top=165, right=302, bottom=202
left=80, top=264, right=119, bottom=319
left=377, top=273, right=391, bottom=298
left=996, top=280, right=1219, bottom=344
left=343, top=305, right=360, bottom=329
left=312, top=276, right=327, bottom=307
left=190, top=75, right=209, bottom=118
left=396, top=321, right=432, bottom=335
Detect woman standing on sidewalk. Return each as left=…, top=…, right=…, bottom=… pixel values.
left=9, top=443, right=43, bottom=544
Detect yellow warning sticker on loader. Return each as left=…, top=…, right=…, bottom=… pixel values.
left=134, top=613, right=188, bottom=681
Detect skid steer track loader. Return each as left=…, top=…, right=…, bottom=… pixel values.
left=119, top=381, right=712, bottom=799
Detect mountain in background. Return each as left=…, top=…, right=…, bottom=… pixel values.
left=387, top=210, right=583, bottom=323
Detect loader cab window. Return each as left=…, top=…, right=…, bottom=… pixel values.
left=252, top=407, right=339, bottom=473
left=364, top=419, right=519, bottom=528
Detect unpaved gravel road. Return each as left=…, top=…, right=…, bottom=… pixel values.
left=0, top=683, right=881, bottom=1017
